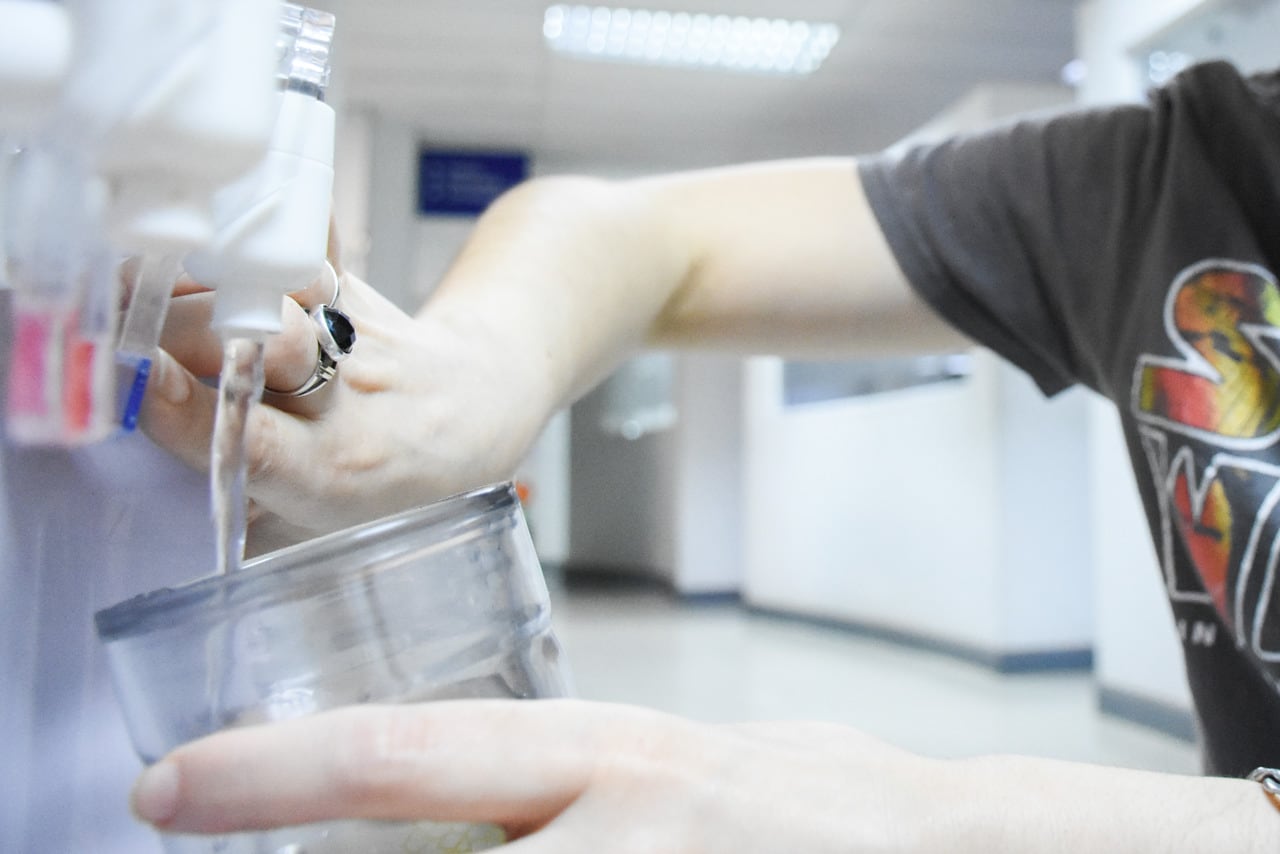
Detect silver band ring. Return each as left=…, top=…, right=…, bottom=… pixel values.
left=267, top=303, right=357, bottom=398
left=322, top=260, right=341, bottom=308
left=314, top=260, right=341, bottom=308
left=292, top=260, right=341, bottom=310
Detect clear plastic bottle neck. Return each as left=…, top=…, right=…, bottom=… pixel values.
left=277, top=3, right=336, bottom=100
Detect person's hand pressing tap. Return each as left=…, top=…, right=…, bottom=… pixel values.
left=138, top=221, right=553, bottom=553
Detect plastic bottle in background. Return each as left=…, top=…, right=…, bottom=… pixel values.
left=3, top=149, right=117, bottom=446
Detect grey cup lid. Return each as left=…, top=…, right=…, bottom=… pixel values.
left=94, top=482, right=519, bottom=641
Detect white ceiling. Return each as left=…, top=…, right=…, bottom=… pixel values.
left=323, top=0, right=1080, bottom=170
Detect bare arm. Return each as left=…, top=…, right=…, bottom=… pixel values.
left=130, top=700, right=1280, bottom=852
left=422, top=157, right=968, bottom=408
left=141, top=157, right=967, bottom=540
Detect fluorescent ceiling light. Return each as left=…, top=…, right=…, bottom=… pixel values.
left=543, top=5, right=841, bottom=76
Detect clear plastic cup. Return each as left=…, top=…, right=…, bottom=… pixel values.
left=94, top=482, right=571, bottom=853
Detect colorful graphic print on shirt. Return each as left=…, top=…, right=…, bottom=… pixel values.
left=1132, top=259, right=1280, bottom=671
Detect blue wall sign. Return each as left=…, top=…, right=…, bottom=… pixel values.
left=417, top=150, right=530, bottom=217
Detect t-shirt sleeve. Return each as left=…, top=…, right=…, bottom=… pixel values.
left=857, top=99, right=1163, bottom=397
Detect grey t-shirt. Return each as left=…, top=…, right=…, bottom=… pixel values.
left=859, top=60, right=1280, bottom=778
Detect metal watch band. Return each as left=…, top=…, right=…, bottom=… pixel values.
left=1247, top=767, right=1280, bottom=814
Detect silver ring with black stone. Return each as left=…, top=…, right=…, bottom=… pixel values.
left=270, top=304, right=356, bottom=398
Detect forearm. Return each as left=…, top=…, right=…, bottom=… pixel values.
left=418, top=159, right=969, bottom=413
left=131, top=701, right=1280, bottom=851
left=938, top=754, right=1278, bottom=852
left=419, top=174, right=695, bottom=411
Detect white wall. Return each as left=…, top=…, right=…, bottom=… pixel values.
left=672, top=354, right=744, bottom=594
left=364, top=116, right=421, bottom=311
left=1076, top=0, right=1212, bottom=105
left=566, top=351, right=744, bottom=595
left=743, top=348, right=1094, bottom=656
left=331, top=108, right=372, bottom=279
left=1075, top=0, right=1280, bottom=107
left=995, top=366, right=1095, bottom=652
left=743, top=355, right=1003, bottom=645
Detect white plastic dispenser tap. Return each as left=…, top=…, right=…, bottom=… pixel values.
left=57, top=0, right=283, bottom=437
left=60, top=0, right=280, bottom=255
left=184, top=3, right=338, bottom=339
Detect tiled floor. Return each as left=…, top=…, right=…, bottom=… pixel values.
left=549, top=580, right=1201, bottom=775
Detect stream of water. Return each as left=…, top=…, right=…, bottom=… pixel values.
left=210, top=336, right=265, bottom=577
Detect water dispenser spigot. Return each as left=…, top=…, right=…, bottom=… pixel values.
left=184, top=2, right=338, bottom=339
left=63, top=0, right=281, bottom=256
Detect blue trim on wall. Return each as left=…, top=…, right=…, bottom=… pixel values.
left=744, top=604, right=1094, bottom=674
left=1097, top=685, right=1198, bottom=743
left=560, top=566, right=1094, bottom=674
left=677, top=590, right=744, bottom=607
